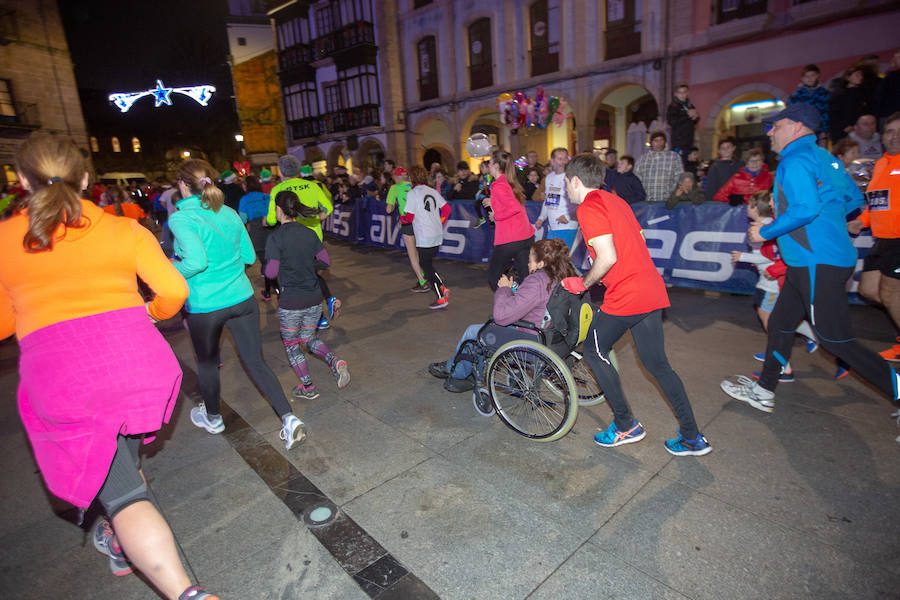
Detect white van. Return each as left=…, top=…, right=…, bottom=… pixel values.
left=97, top=172, right=149, bottom=187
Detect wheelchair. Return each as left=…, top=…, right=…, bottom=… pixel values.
left=448, top=303, right=617, bottom=442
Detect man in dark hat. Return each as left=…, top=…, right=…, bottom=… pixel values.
left=720, top=103, right=900, bottom=419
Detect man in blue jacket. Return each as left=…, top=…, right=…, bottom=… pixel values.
left=720, top=103, right=899, bottom=414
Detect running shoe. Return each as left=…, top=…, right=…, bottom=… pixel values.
left=440, top=285, right=450, bottom=299
left=594, top=421, right=646, bottom=447
left=292, top=383, right=319, bottom=400
left=834, top=364, right=850, bottom=380
left=93, top=518, right=132, bottom=576
left=317, top=317, right=330, bottom=330
left=429, top=297, right=449, bottom=310
left=879, top=337, right=900, bottom=361
left=753, top=352, right=765, bottom=362
left=805, top=337, right=819, bottom=353
left=664, top=432, right=712, bottom=457
left=410, top=282, right=430, bottom=293
left=179, top=586, right=220, bottom=600
left=190, top=405, right=225, bottom=434
left=327, top=297, right=341, bottom=320
left=333, top=360, right=350, bottom=389
left=752, top=369, right=794, bottom=383
left=473, top=217, right=486, bottom=229
left=280, top=414, right=307, bottom=450
left=428, top=361, right=450, bottom=379
left=720, top=376, right=775, bottom=413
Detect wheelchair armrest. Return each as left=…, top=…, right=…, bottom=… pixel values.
left=483, top=318, right=547, bottom=345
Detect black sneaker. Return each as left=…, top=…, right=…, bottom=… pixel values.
left=428, top=362, right=450, bottom=379
left=444, top=377, right=474, bottom=393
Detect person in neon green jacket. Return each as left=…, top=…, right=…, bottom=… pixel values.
left=265, top=156, right=332, bottom=241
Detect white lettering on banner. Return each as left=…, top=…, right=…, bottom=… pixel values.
left=369, top=215, right=401, bottom=245
left=439, top=219, right=468, bottom=255
left=672, top=231, right=747, bottom=282
left=325, top=208, right=351, bottom=237
left=643, top=229, right=677, bottom=276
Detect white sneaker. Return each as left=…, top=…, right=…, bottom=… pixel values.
left=280, top=414, right=307, bottom=450
left=720, top=376, right=775, bottom=413
left=190, top=405, right=225, bottom=434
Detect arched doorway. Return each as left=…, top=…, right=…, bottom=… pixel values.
left=592, top=84, right=659, bottom=159
left=356, top=138, right=385, bottom=173
left=416, top=117, right=456, bottom=171
left=712, top=92, right=785, bottom=162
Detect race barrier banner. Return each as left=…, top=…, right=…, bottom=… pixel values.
left=324, top=198, right=873, bottom=298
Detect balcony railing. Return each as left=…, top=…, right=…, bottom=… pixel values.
left=279, top=43, right=315, bottom=73
left=289, top=104, right=380, bottom=140
left=0, top=102, right=40, bottom=130
left=314, top=21, right=375, bottom=60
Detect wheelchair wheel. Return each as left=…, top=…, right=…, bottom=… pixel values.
left=487, top=339, right=578, bottom=442
left=472, top=387, right=494, bottom=416
left=570, top=350, right=607, bottom=407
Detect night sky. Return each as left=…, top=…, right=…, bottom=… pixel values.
left=59, top=0, right=240, bottom=167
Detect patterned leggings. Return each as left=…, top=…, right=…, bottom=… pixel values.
left=278, top=305, right=337, bottom=382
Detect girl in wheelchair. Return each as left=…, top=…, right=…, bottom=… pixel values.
left=428, top=237, right=577, bottom=392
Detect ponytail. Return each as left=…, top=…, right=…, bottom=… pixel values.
left=491, top=149, right=526, bottom=204
left=14, top=132, right=87, bottom=252
left=177, top=159, right=224, bottom=212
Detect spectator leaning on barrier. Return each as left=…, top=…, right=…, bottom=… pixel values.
left=713, top=148, right=773, bottom=205
left=720, top=103, right=900, bottom=421
left=607, top=155, right=645, bottom=205
left=665, top=172, right=704, bottom=210
left=634, top=131, right=684, bottom=203
left=848, top=114, right=884, bottom=160
left=704, top=137, right=744, bottom=202
left=847, top=112, right=900, bottom=361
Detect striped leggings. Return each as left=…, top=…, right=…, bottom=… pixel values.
left=278, top=305, right=336, bottom=381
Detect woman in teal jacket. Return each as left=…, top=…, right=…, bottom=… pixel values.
left=169, top=159, right=307, bottom=450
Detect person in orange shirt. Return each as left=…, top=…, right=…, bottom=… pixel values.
left=0, top=133, right=219, bottom=600
left=101, top=184, right=147, bottom=221
left=849, top=112, right=900, bottom=361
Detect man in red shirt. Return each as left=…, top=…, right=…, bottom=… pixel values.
left=562, top=153, right=711, bottom=456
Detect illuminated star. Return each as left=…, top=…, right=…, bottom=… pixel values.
left=152, top=80, right=173, bottom=107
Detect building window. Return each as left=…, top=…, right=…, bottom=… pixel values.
left=323, top=82, right=342, bottom=113
left=277, top=15, right=311, bottom=51
left=237, top=37, right=247, bottom=46
left=468, top=18, right=493, bottom=91
left=111, top=137, right=121, bottom=153
left=90, top=136, right=99, bottom=153
left=716, top=0, right=767, bottom=24
left=132, top=137, right=141, bottom=153
left=338, top=63, right=379, bottom=108
left=530, top=0, right=559, bottom=77
left=417, top=35, right=438, bottom=101
left=0, top=79, right=16, bottom=119
left=283, top=80, right=319, bottom=122
left=605, top=0, right=642, bottom=60
left=315, top=4, right=340, bottom=36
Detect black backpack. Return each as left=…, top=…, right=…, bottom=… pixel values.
left=543, top=282, right=595, bottom=352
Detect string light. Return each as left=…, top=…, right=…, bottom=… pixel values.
left=109, top=80, right=217, bottom=113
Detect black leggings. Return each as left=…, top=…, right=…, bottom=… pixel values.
left=97, top=435, right=148, bottom=518
left=760, top=265, right=894, bottom=395
left=418, top=245, right=445, bottom=299
left=185, top=297, right=292, bottom=418
left=583, top=309, right=700, bottom=440
left=488, top=236, right=533, bottom=291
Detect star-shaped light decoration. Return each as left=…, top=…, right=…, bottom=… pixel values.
left=152, top=80, right=173, bottom=107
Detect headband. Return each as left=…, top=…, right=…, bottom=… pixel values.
left=48, top=176, right=63, bottom=184
left=197, top=176, right=212, bottom=186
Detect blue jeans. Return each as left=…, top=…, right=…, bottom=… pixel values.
left=446, top=323, right=482, bottom=379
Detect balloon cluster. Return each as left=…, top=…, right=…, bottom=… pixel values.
left=497, top=87, right=572, bottom=133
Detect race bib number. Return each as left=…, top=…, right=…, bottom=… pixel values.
left=866, top=189, right=889, bottom=212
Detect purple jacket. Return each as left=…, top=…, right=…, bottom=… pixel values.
left=493, top=269, right=551, bottom=327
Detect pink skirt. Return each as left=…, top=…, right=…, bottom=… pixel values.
left=17, top=307, right=181, bottom=508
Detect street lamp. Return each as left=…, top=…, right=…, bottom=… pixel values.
left=182, top=150, right=191, bottom=158
left=234, top=134, right=244, bottom=142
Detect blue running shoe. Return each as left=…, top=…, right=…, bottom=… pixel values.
left=834, top=365, right=850, bottom=380
left=665, top=432, right=712, bottom=456
left=753, top=352, right=765, bottom=362
left=594, top=420, right=645, bottom=447
left=805, top=337, right=819, bottom=353
left=327, top=297, right=341, bottom=319
left=318, top=317, right=329, bottom=330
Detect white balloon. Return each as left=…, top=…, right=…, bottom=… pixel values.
left=466, top=133, right=491, bottom=158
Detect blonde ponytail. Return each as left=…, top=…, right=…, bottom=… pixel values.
left=177, top=159, right=223, bottom=212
